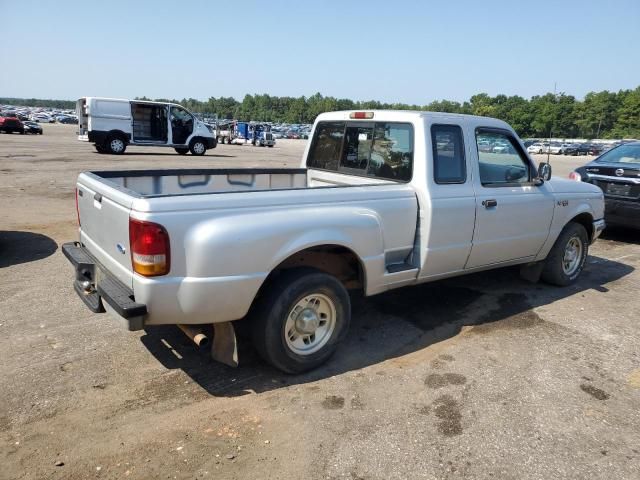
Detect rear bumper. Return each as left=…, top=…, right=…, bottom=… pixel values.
left=605, top=198, right=640, bottom=229
left=62, top=242, right=147, bottom=330
left=205, top=137, right=217, bottom=149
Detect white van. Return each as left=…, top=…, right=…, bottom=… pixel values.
left=76, top=97, right=217, bottom=155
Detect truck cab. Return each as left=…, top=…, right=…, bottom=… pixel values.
left=76, top=97, right=216, bottom=155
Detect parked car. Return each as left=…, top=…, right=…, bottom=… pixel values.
left=57, top=116, right=78, bottom=124
left=588, top=144, right=605, bottom=156
left=569, top=141, right=640, bottom=229
left=492, top=142, right=511, bottom=153
left=63, top=110, right=605, bottom=373
left=527, top=143, right=545, bottom=154
left=549, top=143, right=564, bottom=154
left=22, top=120, right=43, bottom=134
left=0, top=113, right=24, bottom=134
left=31, top=114, right=54, bottom=123
left=562, top=144, right=579, bottom=156
left=575, top=144, right=592, bottom=156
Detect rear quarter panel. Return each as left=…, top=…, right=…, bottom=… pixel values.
left=131, top=184, right=418, bottom=325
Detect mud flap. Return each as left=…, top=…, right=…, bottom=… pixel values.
left=211, top=322, right=238, bottom=367
left=519, top=261, right=545, bottom=283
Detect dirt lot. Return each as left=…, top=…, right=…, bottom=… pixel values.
left=1, top=124, right=639, bottom=480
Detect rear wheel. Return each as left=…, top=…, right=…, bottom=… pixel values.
left=541, top=222, right=589, bottom=286
left=106, top=135, right=126, bottom=154
left=189, top=138, right=206, bottom=156
left=175, top=147, right=189, bottom=155
left=250, top=269, right=351, bottom=373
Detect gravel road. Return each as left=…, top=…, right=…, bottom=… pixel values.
left=1, top=125, right=639, bottom=480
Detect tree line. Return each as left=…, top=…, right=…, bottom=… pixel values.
left=3, top=86, right=639, bottom=138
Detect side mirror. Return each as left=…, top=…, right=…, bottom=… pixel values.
left=538, top=162, right=552, bottom=181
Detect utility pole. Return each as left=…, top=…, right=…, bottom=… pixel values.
left=547, top=82, right=557, bottom=164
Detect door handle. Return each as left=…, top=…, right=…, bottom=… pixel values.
left=482, top=199, right=497, bottom=208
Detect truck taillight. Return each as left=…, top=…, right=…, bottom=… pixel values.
left=129, top=218, right=170, bottom=276
left=75, top=188, right=81, bottom=226
left=350, top=111, right=374, bottom=119
left=568, top=171, right=582, bottom=182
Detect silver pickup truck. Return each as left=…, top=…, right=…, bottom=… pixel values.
left=63, top=110, right=605, bottom=373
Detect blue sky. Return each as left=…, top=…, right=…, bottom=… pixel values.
left=1, top=0, right=638, bottom=104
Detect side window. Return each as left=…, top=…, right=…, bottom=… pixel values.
left=170, top=107, right=193, bottom=125
left=431, top=124, right=466, bottom=184
left=307, top=122, right=345, bottom=171
left=368, top=123, right=413, bottom=181
left=476, top=130, right=530, bottom=185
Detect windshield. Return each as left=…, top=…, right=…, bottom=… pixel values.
left=596, top=144, right=640, bottom=164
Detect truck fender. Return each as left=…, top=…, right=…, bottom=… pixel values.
left=535, top=201, right=595, bottom=261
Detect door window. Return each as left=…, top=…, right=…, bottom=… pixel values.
left=170, top=107, right=194, bottom=144
left=476, top=130, right=530, bottom=185
left=431, top=124, right=466, bottom=184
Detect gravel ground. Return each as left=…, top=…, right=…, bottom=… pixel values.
left=1, top=124, right=639, bottom=480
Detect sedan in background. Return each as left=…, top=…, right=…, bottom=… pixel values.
left=527, top=143, right=545, bottom=154
left=562, top=144, right=579, bottom=155
left=23, top=120, right=43, bottom=134
left=570, top=141, right=640, bottom=229
left=575, top=143, right=592, bottom=156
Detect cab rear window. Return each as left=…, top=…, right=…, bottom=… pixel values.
left=307, top=121, right=413, bottom=181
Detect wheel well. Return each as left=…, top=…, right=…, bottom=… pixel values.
left=569, top=213, right=593, bottom=239
left=261, top=245, right=365, bottom=294
left=107, top=130, right=129, bottom=143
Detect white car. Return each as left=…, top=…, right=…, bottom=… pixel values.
left=549, top=144, right=564, bottom=154
left=527, top=143, right=545, bottom=154
left=31, top=114, right=54, bottom=123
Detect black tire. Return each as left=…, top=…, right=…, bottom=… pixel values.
left=189, top=138, right=207, bottom=156
left=175, top=147, right=189, bottom=155
left=541, top=222, right=589, bottom=286
left=250, top=269, right=351, bottom=374
left=106, top=135, right=126, bottom=154
left=19, top=130, right=24, bottom=135
left=268, top=145, right=274, bottom=148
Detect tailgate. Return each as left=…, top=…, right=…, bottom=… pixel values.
left=76, top=173, right=134, bottom=287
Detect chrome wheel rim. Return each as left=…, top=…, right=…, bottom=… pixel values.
left=193, top=142, right=205, bottom=154
left=110, top=139, right=124, bottom=152
left=562, top=236, right=583, bottom=275
left=284, top=293, right=336, bottom=355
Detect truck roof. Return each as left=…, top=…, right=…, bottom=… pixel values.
left=315, top=110, right=512, bottom=129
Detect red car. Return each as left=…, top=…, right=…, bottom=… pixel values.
left=0, top=113, right=24, bottom=134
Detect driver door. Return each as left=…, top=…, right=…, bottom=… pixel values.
left=169, top=106, right=194, bottom=145
left=465, top=128, right=555, bottom=269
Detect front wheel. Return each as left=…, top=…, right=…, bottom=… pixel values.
left=541, top=222, right=589, bottom=286
left=189, top=139, right=206, bottom=156
left=250, top=269, right=351, bottom=373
